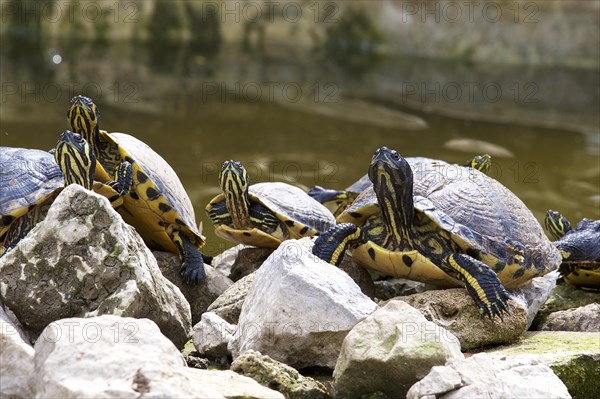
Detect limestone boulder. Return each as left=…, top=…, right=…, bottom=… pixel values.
left=0, top=185, right=191, bottom=347
left=192, top=312, right=236, bottom=360
left=229, top=240, right=378, bottom=369
left=207, top=273, right=255, bottom=324
left=400, top=288, right=528, bottom=350
left=333, top=300, right=463, bottom=399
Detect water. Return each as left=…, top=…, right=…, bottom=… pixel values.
left=1, top=40, right=598, bottom=255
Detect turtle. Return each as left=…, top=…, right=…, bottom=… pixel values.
left=1, top=130, right=123, bottom=255
left=544, top=210, right=600, bottom=289
left=205, top=160, right=336, bottom=247
left=308, top=154, right=491, bottom=216
left=67, top=95, right=206, bottom=284
left=313, top=147, right=562, bottom=319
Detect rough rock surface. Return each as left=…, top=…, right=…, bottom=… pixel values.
left=511, top=273, right=558, bottom=329
left=406, top=352, right=571, bottom=399
left=338, top=255, right=376, bottom=298
left=229, top=246, right=274, bottom=281
left=211, top=244, right=248, bottom=277
left=32, top=315, right=284, bottom=398
left=539, top=303, right=600, bottom=332
left=208, top=273, right=256, bottom=324
left=333, top=300, right=463, bottom=399
left=1, top=303, right=34, bottom=399
left=533, top=283, right=600, bottom=329
left=154, top=251, right=232, bottom=325
left=487, top=331, right=600, bottom=399
left=373, top=277, right=434, bottom=300
left=192, top=312, right=236, bottom=360
left=229, top=240, right=378, bottom=369
left=0, top=185, right=191, bottom=347
left=231, top=350, right=332, bottom=399
left=400, top=288, right=528, bottom=350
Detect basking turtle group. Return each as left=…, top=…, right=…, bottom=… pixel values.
left=2, top=95, right=597, bottom=321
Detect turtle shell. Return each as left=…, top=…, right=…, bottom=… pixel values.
left=106, top=133, right=204, bottom=252
left=554, top=218, right=600, bottom=288
left=339, top=158, right=561, bottom=289
left=209, top=182, right=336, bottom=247
left=0, top=148, right=63, bottom=237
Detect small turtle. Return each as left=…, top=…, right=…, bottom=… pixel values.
left=205, top=160, right=336, bottom=247
left=313, top=147, right=561, bottom=319
left=68, top=95, right=206, bottom=284
left=1, top=130, right=122, bottom=254
left=309, top=154, right=491, bottom=216
left=545, top=210, right=600, bottom=289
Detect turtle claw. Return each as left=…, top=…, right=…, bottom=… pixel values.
left=181, top=262, right=206, bottom=285
left=477, top=287, right=511, bottom=322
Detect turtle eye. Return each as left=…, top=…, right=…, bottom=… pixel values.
left=391, top=151, right=400, bottom=160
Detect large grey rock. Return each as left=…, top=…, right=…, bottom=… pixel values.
left=229, top=240, right=378, bottom=369
left=208, top=273, right=256, bottom=324
left=1, top=303, right=34, bottom=399
left=538, top=303, right=600, bottom=332
left=487, top=331, right=600, bottom=399
left=154, top=251, right=233, bottom=325
left=533, top=283, right=600, bottom=329
left=231, top=350, right=332, bottom=399
left=407, top=353, right=571, bottom=399
left=192, top=312, right=235, bottom=360
left=400, top=288, right=528, bottom=350
left=511, top=273, right=558, bottom=329
left=0, top=185, right=191, bottom=347
left=32, top=315, right=284, bottom=398
left=333, top=300, right=463, bottom=399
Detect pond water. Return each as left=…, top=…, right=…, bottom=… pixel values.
left=1, top=39, right=598, bottom=255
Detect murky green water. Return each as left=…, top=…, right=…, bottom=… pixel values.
left=1, top=39, right=598, bottom=255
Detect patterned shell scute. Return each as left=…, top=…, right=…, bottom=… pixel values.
left=109, top=133, right=198, bottom=234
left=0, top=147, right=63, bottom=215
left=414, top=166, right=561, bottom=274
left=249, top=182, right=336, bottom=234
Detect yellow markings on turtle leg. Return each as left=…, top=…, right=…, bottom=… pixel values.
left=448, top=255, right=491, bottom=309
left=329, top=227, right=362, bottom=266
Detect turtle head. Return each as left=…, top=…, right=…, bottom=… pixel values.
left=545, top=209, right=572, bottom=241
left=368, top=147, right=415, bottom=244
left=219, top=160, right=251, bottom=229
left=54, top=130, right=97, bottom=190
left=68, top=95, right=100, bottom=141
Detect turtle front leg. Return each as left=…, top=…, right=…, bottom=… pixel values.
left=172, top=230, right=206, bottom=285
left=444, top=253, right=511, bottom=320
left=108, top=161, right=133, bottom=196
left=313, top=223, right=362, bottom=266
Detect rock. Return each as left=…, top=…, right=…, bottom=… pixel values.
left=373, top=277, right=434, bottom=300
left=212, top=244, right=246, bottom=276
left=1, top=300, right=30, bottom=345
left=229, top=240, right=378, bottom=369
left=487, top=331, right=600, bottom=399
left=231, top=350, right=332, bottom=399
left=301, top=237, right=375, bottom=298
left=510, top=273, right=557, bottom=329
left=154, top=251, right=233, bottom=325
left=333, top=300, right=463, bottom=399
left=339, top=255, right=376, bottom=298
left=229, top=247, right=274, bottom=281
left=533, top=284, right=600, bottom=329
left=32, top=315, right=284, bottom=398
left=192, top=312, right=235, bottom=360
left=1, top=302, right=35, bottom=399
left=208, top=273, right=256, bottom=324
left=407, top=352, right=571, bottom=399
left=539, top=303, right=600, bottom=332
left=0, top=185, right=191, bottom=347
left=400, top=288, right=528, bottom=350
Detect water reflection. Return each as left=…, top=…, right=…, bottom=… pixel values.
left=1, top=33, right=598, bottom=254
